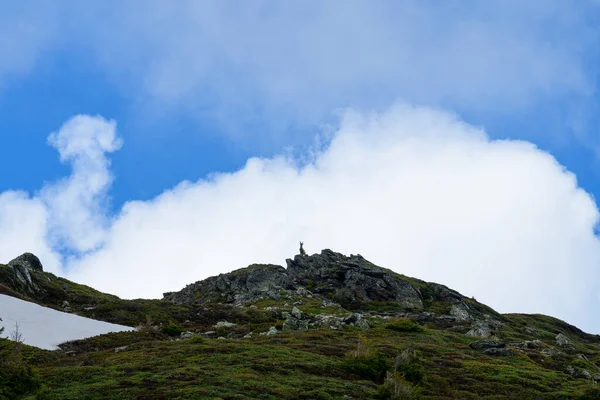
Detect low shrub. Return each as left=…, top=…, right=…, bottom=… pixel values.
left=0, top=360, right=42, bottom=400
left=342, top=354, right=391, bottom=383
left=386, top=318, right=424, bottom=333
left=160, top=323, right=184, bottom=337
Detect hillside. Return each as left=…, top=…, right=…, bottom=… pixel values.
left=1, top=250, right=600, bottom=399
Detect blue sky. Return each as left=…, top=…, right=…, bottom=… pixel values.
left=2, top=1, right=600, bottom=332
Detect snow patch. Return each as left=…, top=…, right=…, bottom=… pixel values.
left=0, top=294, right=134, bottom=350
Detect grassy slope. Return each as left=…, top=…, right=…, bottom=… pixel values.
left=3, top=299, right=598, bottom=400
left=2, top=260, right=600, bottom=399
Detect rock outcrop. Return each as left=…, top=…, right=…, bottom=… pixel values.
left=164, top=249, right=429, bottom=310
left=163, top=264, right=291, bottom=304
left=286, top=250, right=423, bottom=309
left=1, top=253, right=46, bottom=297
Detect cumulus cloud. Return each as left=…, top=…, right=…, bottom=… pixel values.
left=0, top=115, right=119, bottom=272
left=1, top=1, right=597, bottom=144
left=41, top=115, right=121, bottom=253
left=0, top=105, right=590, bottom=331
left=0, top=192, right=60, bottom=273
left=1, top=106, right=600, bottom=332
left=75, top=0, right=596, bottom=139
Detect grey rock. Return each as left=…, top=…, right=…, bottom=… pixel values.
left=356, top=318, right=370, bottom=329
left=283, top=317, right=309, bottom=331
left=202, top=331, right=216, bottom=338
left=9, top=253, right=44, bottom=272
left=513, top=340, right=543, bottom=350
left=6, top=253, right=44, bottom=293
left=180, top=331, right=194, bottom=339
left=214, top=321, right=237, bottom=329
left=483, top=348, right=514, bottom=357
left=163, top=264, right=291, bottom=305
left=466, top=323, right=492, bottom=338
left=114, top=346, right=129, bottom=353
left=541, top=348, right=563, bottom=357
left=286, top=250, right=424, bottom=309
left=313, top=314, right=344, bottom=330
left=243, top=333, right=253, bottom=339
left=291, top=306, right=302, bottom=319
left=217, top=336, right=226, bottom=340
left=466, top=317, right=503, bottom=338
left=264, top=306, right=280, bottom=315
left=556, top=333, right=573, bottom=348
left=524, top=326, right=539, bottom=336
left=567, top=365, right=591, bottom=379
left=266, top=326, right=279, bottom=336
left=470, top=340, right=505, bottom=350
left=525, top=340, right=543, bottom=349
left=450, top=305, right=471, bottom=322
left=344, top=313, right=362, bottom=324
left=321, top=300, right=336, bottom=307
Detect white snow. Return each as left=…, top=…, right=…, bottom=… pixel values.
left=0, top=294, right=134, bottom=350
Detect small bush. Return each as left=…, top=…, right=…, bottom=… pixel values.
left=576, top=387, right=600, bottom=400
left=394, top=349, right=426, bottom=385
left=385, top=318, right=424, bottom=333
left=160, top=323, right=184, bottom=337
left=343, top=354, right=391, bottom=383
left=374, top=372, right=420, bottom=400
left=36, top=385, right=60, bottom=400
left=0, top=361, right=42, bottom=400
left=190, top=335, right=206, bottom=344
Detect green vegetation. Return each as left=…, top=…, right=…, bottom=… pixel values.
left=0, top=305, right=594, bottom=399
left=3, top=252, right=600, bottom=399
left=386, top=318, right=425, bottom=333
left=160, top=323, right=185, bottom=337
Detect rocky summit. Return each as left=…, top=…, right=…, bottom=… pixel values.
left=163, top=249, right=503, bottom=336
left=2, top=249, right=600, bottom=399
left=164, top=249, right=446, bottom=309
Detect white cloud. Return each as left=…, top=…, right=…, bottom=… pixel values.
left=75, top=0, right=596, bottom=139
left=41, top=115, right=121, bottom=253
left=0, top=191, right=60, bottom=273
left=1, top=2, right=597, bottom=143
left=2, top=106, right=593, bottom=331
left=1, top=106, right=599, bottom=331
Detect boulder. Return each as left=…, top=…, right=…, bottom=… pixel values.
left=470, top=340, right=505, bottom=350
left=312, top=314, right=344, bottom=330
left=180, top=331, right=194, bottom=339
left=266, top=326, right=278, bottom=336
left=283, top=317, right=309, bottom=331
left=5, top=253, right=45, bottom=293
left=214, top=321, right=237, bottom=329
left=450, top=305, right=471, bottom=322
left=567, top=365, right=591, bottom=379
left=483, top=348, right=514, bottom=357
left=8, top=253, right=44, bottom=272
left=291, top=306, right=302, bottom=319
left=556, top=333, right=573, bottom=348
